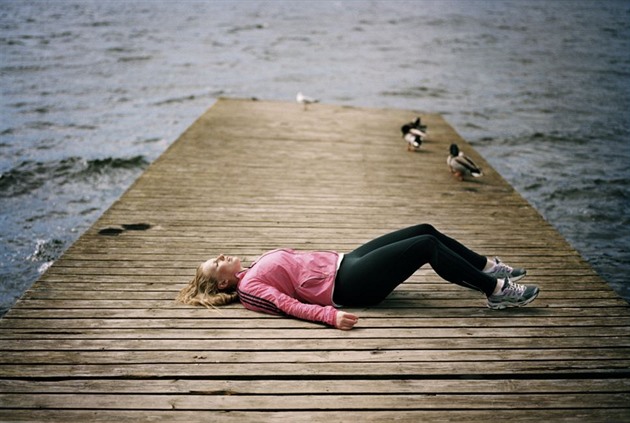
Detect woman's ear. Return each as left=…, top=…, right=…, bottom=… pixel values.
left=217, top=280, right=229, bottom=290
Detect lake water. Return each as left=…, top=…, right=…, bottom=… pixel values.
left=1, top=0, right=629, bottom=315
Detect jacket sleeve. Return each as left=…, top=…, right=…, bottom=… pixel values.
left=238, top=279, right=338, bottom=327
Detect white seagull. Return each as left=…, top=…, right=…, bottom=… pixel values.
left=296, top=92, right=318, bottom=110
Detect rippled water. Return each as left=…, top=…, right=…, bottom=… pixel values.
left=1, top=0, right=629, bottom=315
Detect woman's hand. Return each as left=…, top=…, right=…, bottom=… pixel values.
left=335, top=311, right=359, bottom=330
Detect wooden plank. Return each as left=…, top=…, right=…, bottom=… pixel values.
left=2, top=327, right=630, bottom=339
left=2, top=392, right=629, bottom=410
left=5, top=298, right=628, bottom=309
left=14, top=291, right=620, bottom=303
left=2, top=378, right=629, bottom=394
left=1, top=410, right=629, bottom=423
left=3, top=316, right=630, bottom=329
left=2, top=361, right=629, bottom=378
left=2, top=337, right=629, bottom=351
left=2, top=349, right=630, bottom=366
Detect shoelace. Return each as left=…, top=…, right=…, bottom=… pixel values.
left=502, top=280, right=526, bottom=296
left=494, top=257, right=514, bottom=276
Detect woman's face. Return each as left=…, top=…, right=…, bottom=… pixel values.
left=202, top=254, right=242, bottom=285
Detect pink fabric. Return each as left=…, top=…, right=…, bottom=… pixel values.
left=236, top=249, right=340, bottom=327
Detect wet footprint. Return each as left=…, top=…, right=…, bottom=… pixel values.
left=122, top=223, right=152, bottom=231
left=98, top=227, right=125, bottom=236
left=98, top=223, right=152, bottom=236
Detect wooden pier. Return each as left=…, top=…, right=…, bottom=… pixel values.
left=1, top=98, right=629, bottom=422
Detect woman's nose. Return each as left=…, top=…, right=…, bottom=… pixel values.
left=218, top=254, right=225, bottom=260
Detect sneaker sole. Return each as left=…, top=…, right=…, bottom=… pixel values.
left=487, top=288, right=540, bottom=310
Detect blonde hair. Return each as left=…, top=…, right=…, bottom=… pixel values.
left=176, top=263, right=239, bottom=309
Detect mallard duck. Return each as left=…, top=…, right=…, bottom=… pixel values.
left=411, top=117, right=428, bottom=133
left=447, top=143, right=483, bottom=180
left=296, top=92, right=318, bottom=110
left=401, top=123, right=426, bottom=151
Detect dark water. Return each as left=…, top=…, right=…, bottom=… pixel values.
left=1, top=0, right=629, bottom=315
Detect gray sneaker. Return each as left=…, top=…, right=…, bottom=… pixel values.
left=487, top=278, right=540, bottom=310
left=485, top=257, right=527, bottom=282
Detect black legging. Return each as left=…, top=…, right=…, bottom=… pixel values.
left=333, top=224, right=497, bottom=306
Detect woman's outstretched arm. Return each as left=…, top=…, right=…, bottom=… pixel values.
left=238, top=278, right=347, bottom=328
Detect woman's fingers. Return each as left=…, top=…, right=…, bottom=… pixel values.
left=336, top=311, right=359, bottom=330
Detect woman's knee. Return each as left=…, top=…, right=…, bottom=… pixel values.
left=413, top=223, right=437, bottom=235
left=405, top=234, right=440, bottom=258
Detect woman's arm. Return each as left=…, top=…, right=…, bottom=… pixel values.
left=238, top=280, right=358, bottom=329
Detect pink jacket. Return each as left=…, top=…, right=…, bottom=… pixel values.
left=236, top=249, right=341, bottom=327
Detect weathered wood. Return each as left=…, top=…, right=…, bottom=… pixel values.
left=3, top=337, right=629, bottom=352
left=1, top=361, right=629, bottom=378
left=4, top=316, right=630, bottom=329
left=0, top=98, right=628, bottom=421
left=1, top=410, right=629, bottom=423
left=3, top=326, right=630, bottom=339
left=2, top=392, right=630, bottom=410
left=4, top=297, right=627, bottom=309
left=3, top=349, right=630, bottom=365
left=2, top=378, right=629, bottom=394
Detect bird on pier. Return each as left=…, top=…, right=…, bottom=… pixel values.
left=447, top=143, right=483, bottom=180
left=296, top=92, right=318, bottom=110
left=400, top=116, right=428, bottom=151
left=401, top=123, right=426, bottom=151
left=411, top=117, right=428, bottom=133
